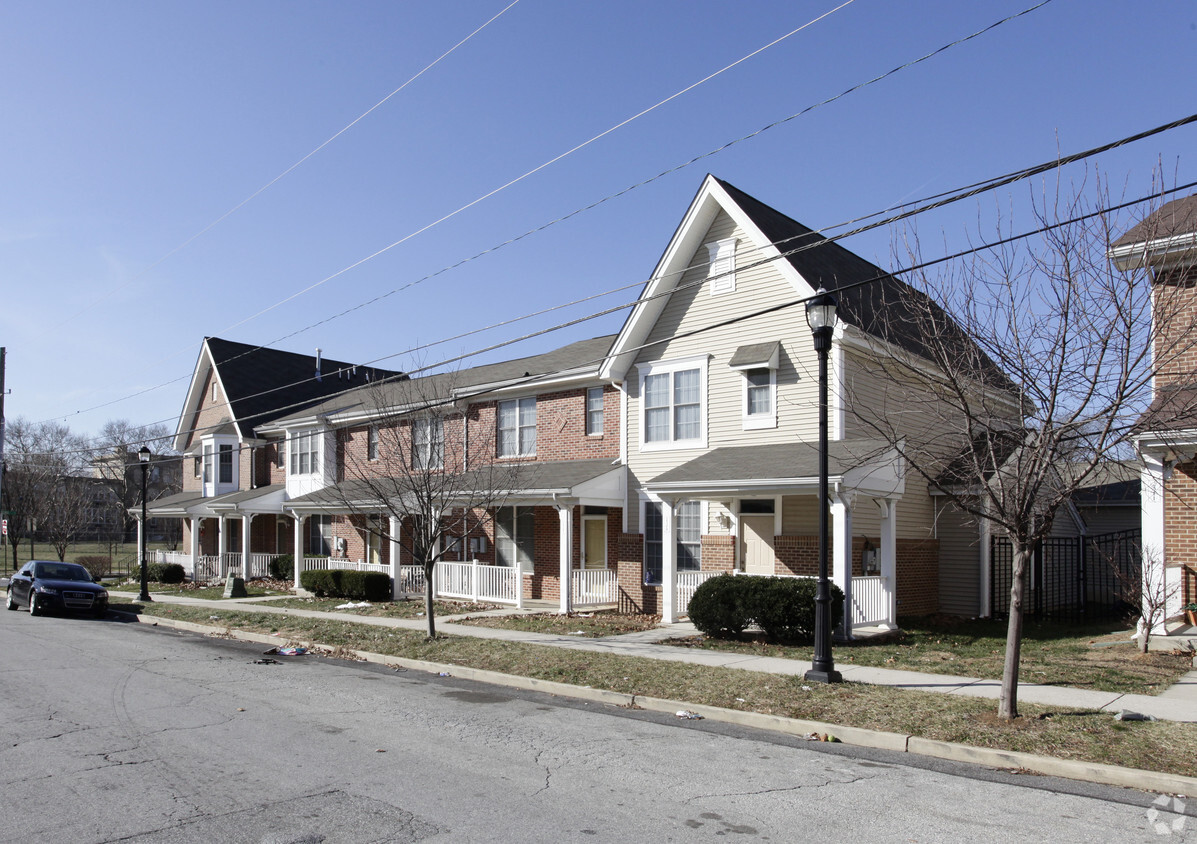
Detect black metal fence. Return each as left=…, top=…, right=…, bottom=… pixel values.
left=990, top=529, right=1140, bottom=622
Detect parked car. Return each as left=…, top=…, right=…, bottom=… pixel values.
left=5, top=561, right=109, bottom=618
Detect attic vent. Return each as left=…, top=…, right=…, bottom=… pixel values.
left=707, top=237, right=738, bottom=295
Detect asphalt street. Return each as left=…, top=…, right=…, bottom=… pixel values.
left=0, top=605, right=1189, bottom=843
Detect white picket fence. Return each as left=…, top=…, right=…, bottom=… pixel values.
left=301, top=556, right=390, bottom=575
left=433, top=560, right=523, bottom=607
left=571, top=568, right=617, bottom=607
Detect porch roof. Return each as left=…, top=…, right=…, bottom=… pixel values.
left=285, top=459, right=624, bottom=513
left=145, top=485, right=287, bottom=518
left=142, top=490, right=208, bottom=516
left=644, top=439, right=904, bottom=499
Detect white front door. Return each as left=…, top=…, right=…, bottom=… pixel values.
left=582, top=516, right=607, bottom=569
left=741, top=515, right=775, bottom=576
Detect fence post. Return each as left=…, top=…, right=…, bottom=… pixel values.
left=471, top=557, right=479, bottom=603
left=1078, top=535, right=1087, bottom=619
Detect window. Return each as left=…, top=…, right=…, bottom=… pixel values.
left=276, top=440, right=286, bottom=469
left=585, top=387, right=604, bottom=436
left=643, top=500, right=702, bottom=585
left=290, top=431, right=319, bottom=475
left=495, top=506, right=535, bottom=572
left=412, top=417, right=444, bottom=470
left=202, top=445, right=213, bottom=484
left=706, top=237, right=737, bottom=294
left=194, top=455, right=201, bottom=479
left=307, top=515, right=332, bottom=556
left=731, top=342, right=779, bottom=430
left=218, top=444, right=233, bottom=484
left=640, top=358, right=706, bottom=448
left=497, top=397, right=536, bottom=457
left=367, top=426, right=379, bottom=461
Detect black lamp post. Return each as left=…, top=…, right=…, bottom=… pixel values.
left=138, top=446, right=152, bottom=603
left=804, top=287, right=842, bottom=684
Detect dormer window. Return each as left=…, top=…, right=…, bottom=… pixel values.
left=706, top=237, right=737, bottom=294
left=730, top=341, right=779, bottom=430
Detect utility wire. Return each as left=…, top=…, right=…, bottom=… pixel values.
left=53, top=0, right=1063, bottom=426
left=56, top=0, right=523, bottom=329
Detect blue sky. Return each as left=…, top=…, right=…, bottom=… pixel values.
left=2, top=0, right=1195, bottom=444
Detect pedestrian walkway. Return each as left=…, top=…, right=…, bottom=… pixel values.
left=110, top=590, right=1197, bottom=723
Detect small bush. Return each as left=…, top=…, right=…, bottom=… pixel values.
left=76, top=555, right=111, bottom=580
left=687, top=574, right=845, bottom=643
left=300, top=569, right=391, bottom=602
left=751, top=577, right=844, bottom=643
left=269, top=554, right=293, bottom=580
left=146, top=562, right=186, bottom=584
left=687, top=574, right=753, bottom=637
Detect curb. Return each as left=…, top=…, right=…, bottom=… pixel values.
left=126, top=612, right=1197, bottom=796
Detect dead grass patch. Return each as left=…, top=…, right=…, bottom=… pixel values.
left=453, top=611, right=661, bottom=637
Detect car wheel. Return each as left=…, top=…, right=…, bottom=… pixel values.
left=28, top=591, right=40, bottom=616
left=5, top=589, right=16, bottom=611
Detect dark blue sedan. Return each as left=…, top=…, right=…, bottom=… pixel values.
left=6, top=561, right=109, bottom=618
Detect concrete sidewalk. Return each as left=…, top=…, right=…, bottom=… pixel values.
left=110, top=590, right=1197, bottom=724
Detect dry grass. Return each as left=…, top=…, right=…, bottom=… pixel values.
left=453, top=610, right=661, bottom=637
left=675, top=617, right=1194, bottom=696
left=258, top=596, right=495, bottom=619
left=115, top=600, right=1197, bottom=778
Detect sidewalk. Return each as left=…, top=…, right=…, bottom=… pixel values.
left=111, top=590, right=1197, bottom=724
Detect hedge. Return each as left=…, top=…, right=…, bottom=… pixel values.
left=299, top=568, right=391, bottom=602
left=146, top=562, right=186, bottom=584
left=268, top=554, right=293, bottom=580
left=687, top=574, right=844, bottom=643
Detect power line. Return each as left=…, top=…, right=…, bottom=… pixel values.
left=56, top=0, right=524, bottom=329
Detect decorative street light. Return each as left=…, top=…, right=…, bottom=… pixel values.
left=804, top=287, right=841, bottom=684
left=138, top=446, right=152, bottom=603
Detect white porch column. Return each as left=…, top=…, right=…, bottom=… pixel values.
left=876, top=498, right=898, bottom=630
left=292, top=513, right=306, bottom=591
left=389, top=515, right=402, bottom=600
left=831, top=492, right=853, bottom=635
left=1140, top=457, right=1175, bottom=635
left=217, top=516, right=228, bottom=577
left=241, top=514, right=254, bottom=578
left=661, top=500, right=679, bottom=624
left=558, top=505, right=573, bottom=615
left=188, top=516, right=200, bottom=578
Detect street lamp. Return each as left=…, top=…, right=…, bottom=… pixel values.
left=804, top=287, right=841, bottom=684
left=138, top=446, right=152, bottom=603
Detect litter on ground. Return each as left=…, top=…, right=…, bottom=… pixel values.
left=675, top=710, right=704, bottom=720
left=263, top=646, right=309, bottom=656
left=335, top=601, right=371, bottom=610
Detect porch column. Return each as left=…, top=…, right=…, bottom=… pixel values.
left=217, top=516, right=228, bottom=577
left=558, top=505, right=573, bottom=615
left=661, top=500, right=679, bottom=624
left=188, top=516, right=200, bottom=579
left=876, top=498, right=898, bottom=630
left=241, top=513, right=254, bottom=578
left=292, top=513, right=306, bottom=592
left=1140, top=457, right=1174, bottom=635
left=830, top=492, right=853, bottom=636
left=389, top=515, right=402, bottom=600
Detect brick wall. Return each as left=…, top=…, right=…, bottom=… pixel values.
left=616, top=532, right=659, bottom=615
left=700, top=535, right=734, bottom=572
left=1153, top=268, right=1197, bottom=391
left=1166, top=461, right=1197, bottom=588
left=895, top=538, right=939, bottom=616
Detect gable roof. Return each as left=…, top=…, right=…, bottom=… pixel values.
left=1109, top=194, right=1197, bottom=270
left=602, top=175, right=1016, bottom=395
left=173, top=337, right=404, bottom=450
left=264, top=334, right=617, bottom=428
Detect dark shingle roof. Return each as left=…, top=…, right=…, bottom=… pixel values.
left=715, top=178, right=1018, bottom=395
left=648, top=440, right=893, bottom=486
left=206, top=337, right=404, bottom=430
left=1113, top=194, right=1197, bottom=247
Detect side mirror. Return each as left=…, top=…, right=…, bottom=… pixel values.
left=93, top=576, right=102, bottom=583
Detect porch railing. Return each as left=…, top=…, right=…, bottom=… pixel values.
left=677, top=570, right=724, bottom=615
left=397, top=565, right=426, bottom=598
left=571, top=569, right=616, bottom=607
left=300, top=556, right=390, bottom=575
left=434, top=560, right=522, bottom=607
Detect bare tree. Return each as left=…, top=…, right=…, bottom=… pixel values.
left=845, top=173, right=1197, bottom=718
left=2, top=418, right=90, bottom=567
left=330, top=372, right=526, bottom=638
left=93, top=419, right=178, bottom=541
left=40, top=475, right=101, bottom=561
left=1102, top=545, right=1175, bottom=654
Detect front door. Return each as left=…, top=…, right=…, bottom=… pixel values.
left=741, top=515, right=776, bottom=576
left=582, top=516, right=607, bottom=569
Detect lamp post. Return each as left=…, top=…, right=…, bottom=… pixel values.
left=804, top=287, right=841, bottom=684
left=138, top=446, right=152, bottom=603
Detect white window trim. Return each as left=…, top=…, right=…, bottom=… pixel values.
left=288, top=429, right=321, bottom=477
left=639, top=494, right=706, bottom=585
left=706, top=237, right=737, bottom=295
left=412, top=416, right=444, bottom=470
left=740, top=366, right=777, bottom=430
left=585, top=386, right=604, bottom=437
left=497, top=396, right=537, bottom=458
left=636, top=355, right=708, bottom=452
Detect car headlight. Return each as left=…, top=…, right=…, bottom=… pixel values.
left=35, top=586, right=60, bottom=595
left=97, top=590, right=109, bottom=600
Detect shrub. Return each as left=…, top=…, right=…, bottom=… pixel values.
left=269, top=554, right=293, bottom=580
left=76, top=555, right=111, bottom=580
left=750, top=577, right=844, bottom=643
left=146, top=562, right=186, bottom=584
left=300, top=569, right=391, bottom=602
left=687, top=574, right=753, bottom=637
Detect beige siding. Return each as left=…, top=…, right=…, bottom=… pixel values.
left=936, top=499, right=981, bottom=616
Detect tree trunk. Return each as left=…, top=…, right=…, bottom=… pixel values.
left=423, top=561, right=437, bottom=639
left=998, top=544, right=1031, bottom=719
